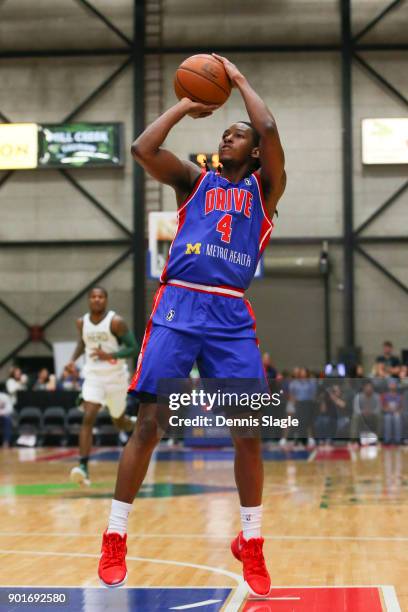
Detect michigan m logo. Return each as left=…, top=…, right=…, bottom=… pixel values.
left=185, top=243, right=201, bottom=255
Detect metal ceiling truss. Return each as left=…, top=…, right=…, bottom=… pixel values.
left=0, top=0, right=139, bottom=367
left=0, top=0, right=407, bottom=367
left=347, top=0, right=408, bottom=346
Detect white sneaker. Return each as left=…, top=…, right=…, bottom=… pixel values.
left=118, top=431, right=128, bottom=445
left=70, top=465, right=91, bottom=486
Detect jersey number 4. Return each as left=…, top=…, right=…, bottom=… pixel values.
left=216, top=214, right=232, bottom=243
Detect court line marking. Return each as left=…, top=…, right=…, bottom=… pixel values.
left=0, top=549, right=247, bottom=612
left=2, top=531, right=408, bottom=543
left=169, top=600, right=222, bottom=610
left=307, top=449, right=317, bottom=462
left=223, top=580, right=247, bottom=612
left=0, top=585, right=233, bottom=590
left=0, top=548, right=243, bottom=585
left=381, top=585, right=401, bottom=612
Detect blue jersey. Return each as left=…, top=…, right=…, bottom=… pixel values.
left=161, top=170, right=274, bottom=290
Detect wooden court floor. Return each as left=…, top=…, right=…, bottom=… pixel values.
left=0, top=444, right=406, bottom=611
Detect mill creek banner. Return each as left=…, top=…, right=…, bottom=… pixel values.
left=38, top=123, right=124, bottom=168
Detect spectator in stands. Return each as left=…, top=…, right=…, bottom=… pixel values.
left=381, top=380, right=403, bottom=445
left=351, top=381, right=381, bottom=442
left=262, top=352, right=277, bottom=381
left=375, top=341, right=401, bottom=378
left=6, top=366, right=28, bottom=406
left=289, top=367, right=317, bottom=447
left=33, top=368, right=56, bottom=391
left=399, top=365, right=408, bottom=390
left=0, top=383, right=13, bottom=448
left=57, top=365, right=82, bottom=391
left=369, top=361, right=390, bottom=393
left=402, top=383, right=408, bottom=443
left=326, top=383, right=350, bottom=440
left=314, top=392, right=335, bottom=446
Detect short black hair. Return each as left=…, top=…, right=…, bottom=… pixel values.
left=239, top=121, right=260, bottom=147
left=88, top=286, right=108, bottom=297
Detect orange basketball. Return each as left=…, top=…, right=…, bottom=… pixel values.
left=174, top=54, right=231, bottom=106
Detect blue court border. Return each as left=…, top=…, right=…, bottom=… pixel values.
left=0, top=587, right=232, bottom=612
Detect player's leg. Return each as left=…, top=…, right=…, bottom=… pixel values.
left=106, top=376, right=136, bottom=436
left=231, top=434, right=263, bottom=507
left=70, top=400, right=101, bottom=485
left=112, top=402, right=169, bottom=503
left=111, top=414, right=135, bottom=433
left=199, top=326, right=271, bottom=596
left=98, top=322, right=200, bottom=587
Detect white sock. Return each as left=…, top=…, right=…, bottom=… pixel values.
left=240, top=505, right=263, bottom=540
left=107, top=499, right=132, bottom=536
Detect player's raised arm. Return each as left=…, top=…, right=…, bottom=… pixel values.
left=131, top=98, right=218, bottom=205
left=213, top=54, right=286, bottom=218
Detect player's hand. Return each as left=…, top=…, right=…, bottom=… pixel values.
left=212, top=54, right=243, bottom=86
left=66, top=361, right=77, bottom=374
left=181, top=98, right=219, bottom=119
left=91, top=348, right=112, bottom=361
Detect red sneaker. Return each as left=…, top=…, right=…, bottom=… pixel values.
left=98, top=530, right=128, bottom=588
left=231, top=531, right=271, bottom=596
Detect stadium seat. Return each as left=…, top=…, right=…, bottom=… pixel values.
left=43, top=407, right=66, bottom=445
left=17, top=407, right=43, bottom=445
left=66, top=407, right=83, bottom=445
left=95, top=409, right=117, bottom=446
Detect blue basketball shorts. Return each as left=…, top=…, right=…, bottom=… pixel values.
left=128, top=281, right=267, bottom=398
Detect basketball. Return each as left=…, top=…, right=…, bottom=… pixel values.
left=174, top=54, right=231, bottom=106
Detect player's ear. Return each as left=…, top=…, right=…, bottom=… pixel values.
left=251, top=146, right=260, bottom=161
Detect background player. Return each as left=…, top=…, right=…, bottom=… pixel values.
left=67, top=286, right=138, bottom=485
left=98, top=55, right=285, bottom=595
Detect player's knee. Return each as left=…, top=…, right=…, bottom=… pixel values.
left=134, top=416, right=160, bottom=447
left=83, top=409, right=98, bottom=427
left=111, top=416, right=123, bottom=430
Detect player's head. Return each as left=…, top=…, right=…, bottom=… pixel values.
left=88, top=286, right=108, bottom=313
left=218, top=121, right=261, bottom=172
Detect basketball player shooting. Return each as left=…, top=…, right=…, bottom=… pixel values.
left=98, top=55, right=286, bottom=596
left=67, top=287, right=138, bottom=486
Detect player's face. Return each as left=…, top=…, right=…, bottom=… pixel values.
left=89, top=289, right=107, bottom=314
left=218, top=123, right=257, bottom=166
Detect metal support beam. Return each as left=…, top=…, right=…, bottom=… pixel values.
left=132, top=0, right=146, bottom=344
left=0, top=338, right=32, bottom=370
left=341, top=0, right=355, bottom=347
left=0, top=239, right=131, bottom=248
left=355, top=180, right=408, bottom=235
left=62, top=56, right=132, bottom=123
left=358, top=235, right=408, bottom=244
left=76, top=0, right=133, bottom=47
left=1, top=43, right=408, bottom=60
left=353, top=0, right=404, bottom=42
left=354, top=53, right=408, bottom=108
left=0, top=299, right=31, bottom=331
left=0, top=170, right=14, bottom=189
left=60, top=170, right=133, bottom=237
left=42, top=247, right=133, bottom=330
left=357, top=246, right=408, bottom=296
left=0, top=111, right=11, bottom=122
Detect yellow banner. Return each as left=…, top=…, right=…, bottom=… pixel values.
left=0, top=123, right=38, bottom=169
